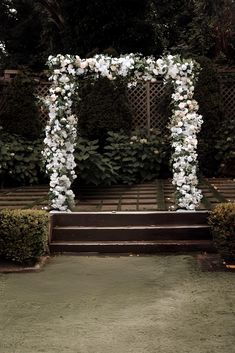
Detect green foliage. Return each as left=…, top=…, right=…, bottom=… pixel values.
left=209, top=203, right=235, bottom=260
left=175, top=0, right=235, bottom=62
left=195, top=57, right=223, bottom=175
left=214, top=117, right=235, bottom=176
left=148, top=0, right=193, bottom=56
left=0, top=209, right=48, bottom=263
left=1, top=0, right=234, bottom=68
left=77, top=78, right=133, bottom=144
left=0, top=73, right=42, bottom=140
left=104, top=129, right=168, bottom=184
left=74, top=129, right=169, bottom=186
left=0, top=130, right=45, bottom=186
left=60, top=0, right=154, bottom=57
left=0, top=0, right=44, bottom=69
left=74, top=137, right=119, bottom=186
left=193, top=57, right=235, bottom=176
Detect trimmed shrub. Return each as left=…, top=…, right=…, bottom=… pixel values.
left=0, top=209, right=49, bottom=263
left=209, top=203, right=235, bottom=260
left=0, top=73, right=42, bottom=140
left=76, top=77, right=133, bottom=145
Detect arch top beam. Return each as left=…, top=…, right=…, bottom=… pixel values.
left=43, top=53, right=203, bottom=211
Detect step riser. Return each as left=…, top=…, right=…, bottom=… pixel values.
left=51, top=212, right=210, bottom=228
left=52, top=228, right=211, bottom=242
left=50, top=243, right=215, bottom=253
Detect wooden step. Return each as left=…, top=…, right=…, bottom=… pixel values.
left=50, top=239, right=215, bottom=253
left=49, top=211, right=213, bottom=254
left=52, top=225, right=210, bottom=242
left=51, top=211, right=210, bottom=228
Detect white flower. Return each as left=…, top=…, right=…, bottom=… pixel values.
left=179, top=102, right=186, bottom=109
left=168, top=65, right=178, bottom=79
left=80, top=60, right=88, bottom=69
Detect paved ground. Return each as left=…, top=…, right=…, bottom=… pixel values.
left=0, top=255, right=234, bottom=353
left=0, top=178, right=234, bottom=211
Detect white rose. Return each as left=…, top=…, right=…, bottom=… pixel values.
left=179, top=102, right=185, bottom=109
left=80, top=61, right=88, bottom=69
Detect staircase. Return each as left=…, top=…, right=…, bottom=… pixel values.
left=49, top=211, right=215, bottom=253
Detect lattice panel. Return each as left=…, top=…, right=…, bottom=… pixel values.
left=127, top=81, right=171, bottom=132
left=149, top=81, right=171, bottom=133
left=0, top=84, right=7, bottom=116
left=1, top=71, right=235, bottom=133
left=220, top=82, right=235, bottom=120
left=35, top=82, right=50, bottom=125
left=128, top=83, right=147, bottom=129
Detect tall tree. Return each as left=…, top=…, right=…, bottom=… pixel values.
left=179, top=0, right=235, bottom=61
left=37, top=0, right=155, bottom=57
left=0, top=0, right=45, bottom=69
left=1, top=0, right=234, bottom=69
left=147, top=0, right=193, bottom=56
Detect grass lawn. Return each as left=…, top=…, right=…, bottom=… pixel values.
left=0, top=254, right=234, bottom=353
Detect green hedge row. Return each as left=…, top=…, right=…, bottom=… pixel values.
left=209, top=203, right=235, bottom=261
left=0, top=209, right=49, bottom=263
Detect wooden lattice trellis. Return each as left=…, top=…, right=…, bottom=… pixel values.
left=35, top=82, right=51, bottom=126
left=33, top=79, right=173, bottom=132
left=127, top=81, right=171, bottom=133
left=0, top=69, right=234, bottom=132
left=0, top=80, right=7, bottom=118
left=219, top=71, right=235, bottom=121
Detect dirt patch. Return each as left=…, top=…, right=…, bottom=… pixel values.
left=197, top=253, right=235, bottom=272
left=0, top=256, right=50, bottom=273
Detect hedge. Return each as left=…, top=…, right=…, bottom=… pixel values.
left=209, top=203, right=235, bottom=260
left=0, top=209, right=49, bottom=263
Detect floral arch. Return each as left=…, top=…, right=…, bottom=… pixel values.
left=43, top=53, right=203, bottom=211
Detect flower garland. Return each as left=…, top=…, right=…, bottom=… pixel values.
left=43, top=53, right=203, bottom=211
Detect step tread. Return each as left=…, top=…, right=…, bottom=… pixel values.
left=50, top=239, right=212, bottom=246
left=54, top=225, right=210, bottom=230
left=51, top=211, right=210, bottom=215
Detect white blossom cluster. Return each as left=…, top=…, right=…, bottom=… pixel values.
left=44, top=53, right=203, bottom=211
left=43, top=56, right=78, bottom=211
left=167, top=56, right=203, bottom=210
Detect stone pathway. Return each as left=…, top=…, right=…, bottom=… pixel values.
left=0, top=178, right=234, bottom=211
left=75, top=178, right=235, bottom=211
left=0, top=185, right=49, bottom=210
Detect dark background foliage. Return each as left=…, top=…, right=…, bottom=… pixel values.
left=0, top=0, right=234, bottom=69
left=77, top=78, right=133, bottom=145
left=0, top=73, right=42, bottom=139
